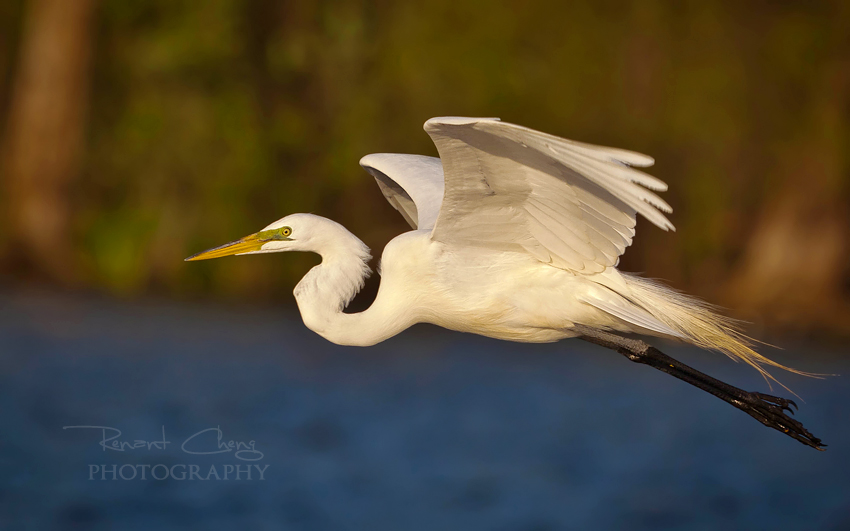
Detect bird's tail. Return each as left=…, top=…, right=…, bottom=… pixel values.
left=620, top=273, right=819, bottom=388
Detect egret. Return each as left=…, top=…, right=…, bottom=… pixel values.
left=187, top=117, right=824, bottom=449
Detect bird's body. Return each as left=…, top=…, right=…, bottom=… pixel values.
left=291, top=221, right=638, bottom=346
left=187, top=117, right=825, bottom=449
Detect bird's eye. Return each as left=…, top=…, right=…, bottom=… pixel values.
left=257, top=226, right=292, bottom=241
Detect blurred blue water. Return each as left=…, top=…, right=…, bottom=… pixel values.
left=1, top=290, right=848, bottom=530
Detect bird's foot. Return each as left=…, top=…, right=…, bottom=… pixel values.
left=736, top=391, right=825, bottom=451
left=638, top=345, right=826, bottom=451
left=577, top=328, right=826, bottom=451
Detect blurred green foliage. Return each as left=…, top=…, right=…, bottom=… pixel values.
left=1, top=0, right=848, bottom=330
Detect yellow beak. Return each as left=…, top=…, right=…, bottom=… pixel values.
left=184, top=233, right=265, bottom=261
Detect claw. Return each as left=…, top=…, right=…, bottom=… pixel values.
left=741, top=392, right=823, bottom=450
left=776, top=401, right=795, bottom=415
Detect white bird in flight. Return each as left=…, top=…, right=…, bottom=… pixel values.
left=188, top=117, right=823, bottom=449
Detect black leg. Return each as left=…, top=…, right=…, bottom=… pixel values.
left=575, top=326, right=825, bottom=450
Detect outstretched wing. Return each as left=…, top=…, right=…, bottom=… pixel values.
left=423, top=117, right=673, bottom=273
left=359, top=154, right=444, bottom=230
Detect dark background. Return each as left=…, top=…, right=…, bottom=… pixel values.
left=0, top=1, right=848, bottom=529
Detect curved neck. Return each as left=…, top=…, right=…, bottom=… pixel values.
left=292, top=230, right=406, bottom=347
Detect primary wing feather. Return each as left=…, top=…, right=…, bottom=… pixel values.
left=423, top=117, right=674, bottom=273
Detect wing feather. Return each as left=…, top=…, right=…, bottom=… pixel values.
left=359, top=154, right=445, bottom=230
left=423, top=117, right=674, bottom=274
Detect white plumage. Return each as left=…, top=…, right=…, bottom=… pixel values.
left=187, top=116, right=826, bottom=449
left=188, top=117, right=804, bottom=379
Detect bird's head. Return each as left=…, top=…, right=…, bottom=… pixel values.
left=184, top=213, right=337, bottom=261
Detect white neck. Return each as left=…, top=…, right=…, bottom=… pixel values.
left=292, top=225, right=406, bottom=347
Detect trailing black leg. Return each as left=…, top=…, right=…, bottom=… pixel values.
left=575, top=326, right=825, bottom=450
